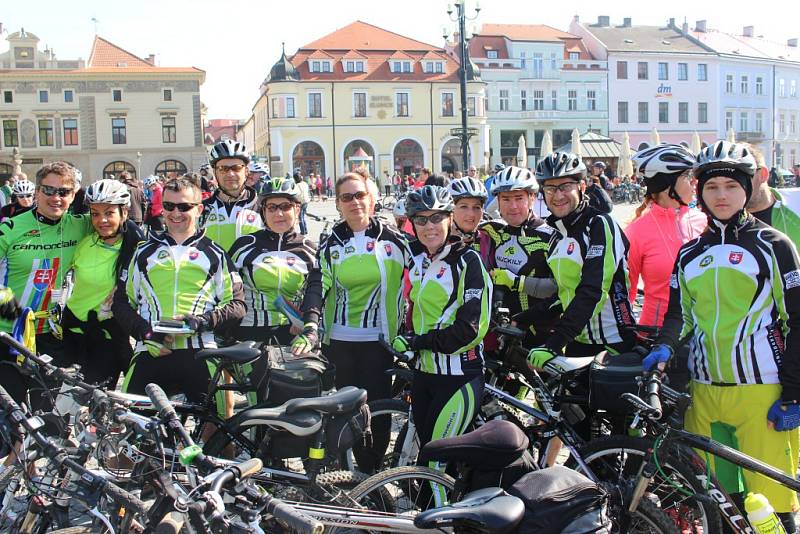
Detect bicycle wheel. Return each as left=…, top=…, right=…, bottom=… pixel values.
left=627, top=499, right=681, bottom=534
left=571, top=436, right=721, bottom=534
left=342, top=398, right=417, bottom=470
left=345, top=466, right=456, bottom=518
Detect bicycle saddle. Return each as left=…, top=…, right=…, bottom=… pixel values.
left=235, top=406, right=323, bottom=437
left=418, top=419, right=528, bottom=469
left=195, top=341, right=261, bottom=364
left=284, top=386, right=367, bottom=416
left=544, top=355, right=595, bottom=374
left=413, top=487, right=525, bottom=534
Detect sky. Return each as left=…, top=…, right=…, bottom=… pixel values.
left=4, top=0, right=799, bottom=120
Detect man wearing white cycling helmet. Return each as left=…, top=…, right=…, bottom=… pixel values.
left=448, top=177, right=487, bottom=245
left=202, top=139, right=264, bottom=252
left=0, top=179, right=35, bottom=221
left=480, top=166, right=557, bottom=345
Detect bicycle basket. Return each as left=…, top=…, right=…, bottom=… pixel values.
left=258, top=345, right=330, bottom=406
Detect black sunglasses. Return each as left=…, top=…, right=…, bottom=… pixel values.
left=162, top=201, right=199, bottom=212
left=411, top=212, right=449, bottom=226
left=338, top=191, right=369, bottom=203
left=39, top=185, right=74, bottom=197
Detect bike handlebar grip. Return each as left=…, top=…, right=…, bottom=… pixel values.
left=154, top=511, right=186, bottom=534
left=646, top=373, right=663, bottom=420
left=0, top=386, right=19, bottom=411
left=270, top=500, right=324, bottom=534
left=234, top=458, right=263, bottom=479
left=145, top=383, right=173, bottom=417
left=377, top=334, right=412, bottom=363
left=104, top=480, right=148, bottom=517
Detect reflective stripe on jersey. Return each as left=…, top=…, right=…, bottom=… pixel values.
left=66, top=235, right=120, bottom=322
left=0, top=211, right=92, bottom=333
left=201, top=187, right=264, bottom=251
left=230, top=230, right=316, bottom=328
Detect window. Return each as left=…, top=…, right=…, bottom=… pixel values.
left=112, top=89, right=122, bottom=102
left=638, top=101, right=649, bottom=123
left=396, top=92, right=409, bottom=117
left=569, top=52, right=580, bottom=60
left=637, top=62, right=648, bottom=80
left=442, top=92, right=454, bottom=116
left=103, top=161, right=136, bottom=180
left=63, top=89, right=73, bottom=103
left=791, top=113, right=797, bottom=134
left=568, top=90, right=577, bottom=111
left=792, top=80, right=797, bottom=98
left=741, top=75, right=748, bottom=94
left=499, top=89, right=509, bottom=111
left=618, top=101, right=629, bottom=123
left=678, top=63, right=688, bottom=81
left=345, top=60, right=365, bottom=73
left=725, top=111, right=733, bottom=131
left=467, top=96, right=476, bottom=117
left=391, top=61, right=412, bottom=73
left=533, top=90, right=544, bottom=110
left=679, top=102, right=688, bottom=123
left=587, top=90, right=596, bottom=111
left=286, top=96, right=295, bottom=118
left=308, top=93, right=322, bottom=118
left=550, top=53, right=557, bottom=70
left=161, top=116, right=176, bottom=143
left=163, top=89, right=172, bottom=101
left=38, top=119, right=53, bottom=146
left=658, top=101, right=669, bottom=123
left=658, top=62, right=668, bottom=80
left=697, top=64, right=708, bottom=81
left=3, top=91, right=12, bottom=104
left=779, top=79, right=785, bottom=97
left=155, top=160, right=187, bottom=176
left=532, top=54, right=543, bottom=78
left=111, top=117, right=127, bottom=144
left=423, top=62, right=433, bottom=73
left=271, top=98, right=280, bottom=118
left=520, top=90, right=527, bottom=111
left=487, top=50, right=497, bottom=59
left=38, top=89, right=48, bottom=103
left=698, top=102, right=708, bottom=123
left=435, top=62, right=443, bottom=73
left=63, top=118, right=78, bottom=145
left=617, top=61, right=628, bottom=79
left=756, top=77, right=764, bottom=95
left=520, top=51, right=526, bottom=68
left=353, top=92, right=367, bottom=117
left=310, top=61, right=321, bottom=72
left=739, top=112, right=748, bottom=132
left=2, top=120, right=18, bottom=147
left=725, top=75, right=734, bottom=94
left=755, top=112, right=763, bottom=132
left=321, top=61, right=331, bottom=73
left=779, top=113, right=785, bottom=134
left=551, top=90, right=557, bottom=110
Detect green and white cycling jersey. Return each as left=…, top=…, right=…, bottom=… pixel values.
left=0, top=210, right=92, bottom=334
left=66, top=235, right=120, bottom=323
left=201, top=186, right=264, bottom=251
left=765, top=188, right=800, bottom=248
left=229, top=229, right=317, bottom=328
left=659, top=214, right=800, bottom=397
left=302, top=217, right=411, bottom=344
left=116, top=230, right=245, bottom=352
left=407, top=238, right=491, bottom=376
left=545, top=202, right=635, bottom=348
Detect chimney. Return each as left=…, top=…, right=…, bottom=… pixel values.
left=597, top=15, right=610, bottom=27
left=788, top=38, right=798, bottom=47
left=743, top=26, right=754, bottom=37
left=623, top=18, right=632, bottom=28
left=145, top=53, right=156, bottom=65
left=573, top=14, right=579, bottom=23
left=668, top=18, right=675, bottom=27
left=695, top=20, right=707, bottom=33
left=682, top=21, right=689, bottom=34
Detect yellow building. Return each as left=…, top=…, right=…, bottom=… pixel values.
left=254, top=21, right=488, bottom=180
left=0, top=29, right=206, bottom=182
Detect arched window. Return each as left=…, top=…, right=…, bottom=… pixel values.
left=343, top=140, right=375, bottom=176
left=292, top=141, right=326, bottom=177
left=155, top=159, right=187, bottom=178
left=393, top=139, right=424, bottom=176
left=441, top=138, right=463, bottom=174
left=103, top=161, right=136, bottom=180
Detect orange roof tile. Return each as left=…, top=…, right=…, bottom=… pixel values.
left=342, top=49, right=368, bottom=59
left=300, top=20, right=439, bottom=51
left=88, top=36, right=153, bottom=68
left=388, top=50, right=414, bottom=60
left=289, top=50, right=461, bottom=82
left=469, top=36, right=509, bottom=59
left=307, top=50, right=335, bottom=60
left=421, top=50, right=447, bottom=60
left=479, top=24, right=579, bottom=42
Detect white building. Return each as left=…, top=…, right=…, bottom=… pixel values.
left=0, top=29, right=206, bottom=182
left=470, top=24, right=608, bottom=167
left=570, top=16, right=719, bottom=150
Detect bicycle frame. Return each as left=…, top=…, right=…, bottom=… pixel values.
left=289, top=501, right=431, bottom=533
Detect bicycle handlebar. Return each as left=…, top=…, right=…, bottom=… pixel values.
left=621, top=371, right=663, bottom=420
left=378, top=334, right=413, bottom=364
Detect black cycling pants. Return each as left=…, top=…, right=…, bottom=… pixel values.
left=62, top=318, right=132, bottom=389
left=122, top=349, right=216, bottom=407
left=412, top=371, right=484, bottom=451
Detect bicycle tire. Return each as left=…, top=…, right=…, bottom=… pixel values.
left=571, top=435, right=721, bottom=534
left=342, top=398, right=415, bottom=470
left=627, top=499, right=681, bottom=534
left=345, top=466, right=456, bottom=518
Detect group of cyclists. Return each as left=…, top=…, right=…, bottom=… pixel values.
left=1, top=136, right=800, bottom=531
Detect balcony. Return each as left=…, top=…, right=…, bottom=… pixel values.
left=489, top=109, right=609, bottom=121
left=737, top=131, right=765, bottom=141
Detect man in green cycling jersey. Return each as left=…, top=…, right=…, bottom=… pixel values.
left=745, top=143, right=800, bottom=247
left=113, top=177, right=245, bottom=409
left=202, top=139, right=264, bottom=252
left=0, top=161, right=92, bottom=404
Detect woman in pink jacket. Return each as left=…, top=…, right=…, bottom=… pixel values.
left=626, top=144, right=707, bottom=323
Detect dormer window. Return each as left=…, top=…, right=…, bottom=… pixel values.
left=310, top=60, right=332, bottom=73
left=487, top=50, right=498, bottom=59
left=423, top=61, right=444, bottom=74
left=345, top=60, right=365, bottom=73
left=391, top=61, right=412, bottom=73
left=569, top=52, right=580, bottom=60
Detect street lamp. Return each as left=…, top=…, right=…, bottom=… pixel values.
left=136, top=151, right=142, bottom=179
left=445, top=0, right=480, bottom=170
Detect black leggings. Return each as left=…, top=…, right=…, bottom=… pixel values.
left=122, top=349, right=216, bottom=408
left=412, top=372, right=484, bottom=450
left=62, top=314, right=133, bottom=389
left=324, top=339, right=393, bottom=473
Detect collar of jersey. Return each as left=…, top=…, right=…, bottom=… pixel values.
left=34, top=210, right=62, bottom=226
left=330, top=216, right=380, bottom=246
left=708, top=210, right=752, bottom=235
left=153, top=228, right=206, bottom=247
left=409, top=233, right=462, bottom=260
left=212, top=185, right=256, bottom=205
left=546, top=198, right=590, bottom=235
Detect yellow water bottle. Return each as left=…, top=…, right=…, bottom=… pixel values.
left=744, top=492, right=786, bottom=534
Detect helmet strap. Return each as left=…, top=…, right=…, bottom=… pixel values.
left=667, top=184, right=687, bottom=207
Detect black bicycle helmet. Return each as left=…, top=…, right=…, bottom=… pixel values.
left=535, top=152, right=587, bottom=182
left=406, top=185, right=454, bottom=217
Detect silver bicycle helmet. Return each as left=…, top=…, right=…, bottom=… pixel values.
left=260, top=176, right=300, bottom=202
left=632, top=144, right=696, bottom=200
left=694, top=140, right=757, bottom=203
left=85, top=179, right=131, bottom=207
left=406, top=185, right=454, bottom=216
left=12, top=179, right=35, bottom=197
left=491, top=166, right=539, bottom=195
left=209, top=139, right=250, bottom=165
left=449, top=177, right=488, bottom=201
left=535, top=152, right=586, bottom=183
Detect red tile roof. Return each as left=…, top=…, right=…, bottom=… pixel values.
left=88, top=36, right=153, bottom=68
left=479, top=24, right=579, bottom=42
left=299, top=20, right=440, bottom=51
left=307, top=49, right=335, bottom=60
left=469, top=36, right=509, bottom=59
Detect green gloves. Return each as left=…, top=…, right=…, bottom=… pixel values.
left=291, top=323, right=319, bottom=355
left=527, top=346, right=559, bottom=369
left=491, top=269, right=524, bottom=292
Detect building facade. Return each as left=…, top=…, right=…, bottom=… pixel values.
left=469, top=24, right=608, bottom=167
left=0, top=29, right=206, bottom=182
left=254, top=21, right=488, bottom=179
left=570, top=16, right=719, bottom=150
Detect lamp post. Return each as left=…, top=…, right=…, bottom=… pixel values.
left=136, top=151, right=142, bottom=179
left=445, top=0, right=480, bottom=171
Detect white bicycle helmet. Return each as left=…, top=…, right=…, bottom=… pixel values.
left=85, top=179, right=131, bottom=207
left=144, top=175, right=160, bottom=187
left=632, top=144, right=696, bottom=200
left=449, top=177, right=488, bottom=201
left=393, top=198, right=407, bottom=219
left=491, top=166, right=539, bottom=195
left=209, top=139, right=250, bottom=165
left=535, top=152, right=586, bottom=183
left=72, top=168, right=83, bottom=190
left=12, top=179, right=35, bottom=197
left=694, top=140, right=757, bottom=205
left=260, top=176, right=300, bottom=202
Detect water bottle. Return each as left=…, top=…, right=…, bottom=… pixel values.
left=744, top=492, right=786, bottom=534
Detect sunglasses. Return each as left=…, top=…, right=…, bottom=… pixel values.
left=39, top=185, right=74, bottom=197
left=264, top=202, right=294, bottom=213
left=215, top=164, right=246, bottom=174
left=542, top=181, right=581, bottom=196
left=162, top=201, right=199, bottom=212
left=411, top=212, right=449, bottom=226
left=16, top=194, right=33, bottom=199
left=337, top=191, right=369, bottom=203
